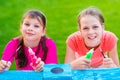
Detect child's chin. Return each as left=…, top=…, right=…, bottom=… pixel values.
left=87, top=44, right=99, bottom=48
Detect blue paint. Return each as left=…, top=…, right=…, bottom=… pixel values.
left=43, top=64, right=72, bottom=80
left=0, top=70, right=43, bottom=80
left=0, top=64, right=120, bottom=80
left=72, top=68, right=120, bottom=80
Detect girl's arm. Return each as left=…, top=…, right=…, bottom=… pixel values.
left=65, top=45, right=90, bottom=70
left=45, top=39, right=58, bottom=64
left=2, top=38, right=18, bottom=62
left=102, top=44, right=119, bottom=68
left=109, top=44, right=119, bottom=66
left=65, top=45, right=75, bottom=63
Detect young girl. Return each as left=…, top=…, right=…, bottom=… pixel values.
left=65, top=7, right=119, bottom=70
left=0, top=10, right=58, bottom=72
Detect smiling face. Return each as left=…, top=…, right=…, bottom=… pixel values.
left=20, top=16, right=45, bottom=43
left=80, top=15, right=104, bottom=48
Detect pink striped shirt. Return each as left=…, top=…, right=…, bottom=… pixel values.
left=66, top=31, right=118, bottom=67
left=2, top=37, right=58, bottom=70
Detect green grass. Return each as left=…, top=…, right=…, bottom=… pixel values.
left=0, top=0, right=120, bottom=69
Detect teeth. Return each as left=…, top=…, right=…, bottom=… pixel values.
left=88, top=36, right=95, bottom=39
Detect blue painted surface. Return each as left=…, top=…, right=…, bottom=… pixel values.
left=0, top=70, right=43, bottom=80
left=72, top=68, right=120, bottom=80
left=0, top=64, right=120, bottom=80
left=43, top=64, right=72, bottom=80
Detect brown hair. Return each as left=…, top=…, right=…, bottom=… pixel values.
left=78, top=7, right=104, bottom=28
left=16, top=10, right=48, bottom=68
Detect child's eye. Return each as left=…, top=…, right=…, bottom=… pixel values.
left=34, top=25, right=40, bottom=28
left=83, top=27, right=89, bottom=30
left=93, top=26, right=99, bottom=29
left=24, top=23, right=30, bottom=26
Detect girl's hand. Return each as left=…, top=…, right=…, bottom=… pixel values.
left=0, top=60, right=11, bottom=72
left=71, top=56, right=90, bottom=70
left=102, top=58, right=117, bottom=68
left=30, top=58, right=44, bottom=72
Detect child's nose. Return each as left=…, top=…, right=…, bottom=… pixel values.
left=88, top=28, right=94, bottom=34
left=28, top=26, right=33, bottom=31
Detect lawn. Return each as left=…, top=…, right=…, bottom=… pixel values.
left=0, top=0, right=120, bottom=69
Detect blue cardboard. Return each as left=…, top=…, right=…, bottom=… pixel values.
left=43, top=64, right=72, bottom=80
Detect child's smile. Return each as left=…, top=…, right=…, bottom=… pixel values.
left=80, top=15, right=104, bottom=48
